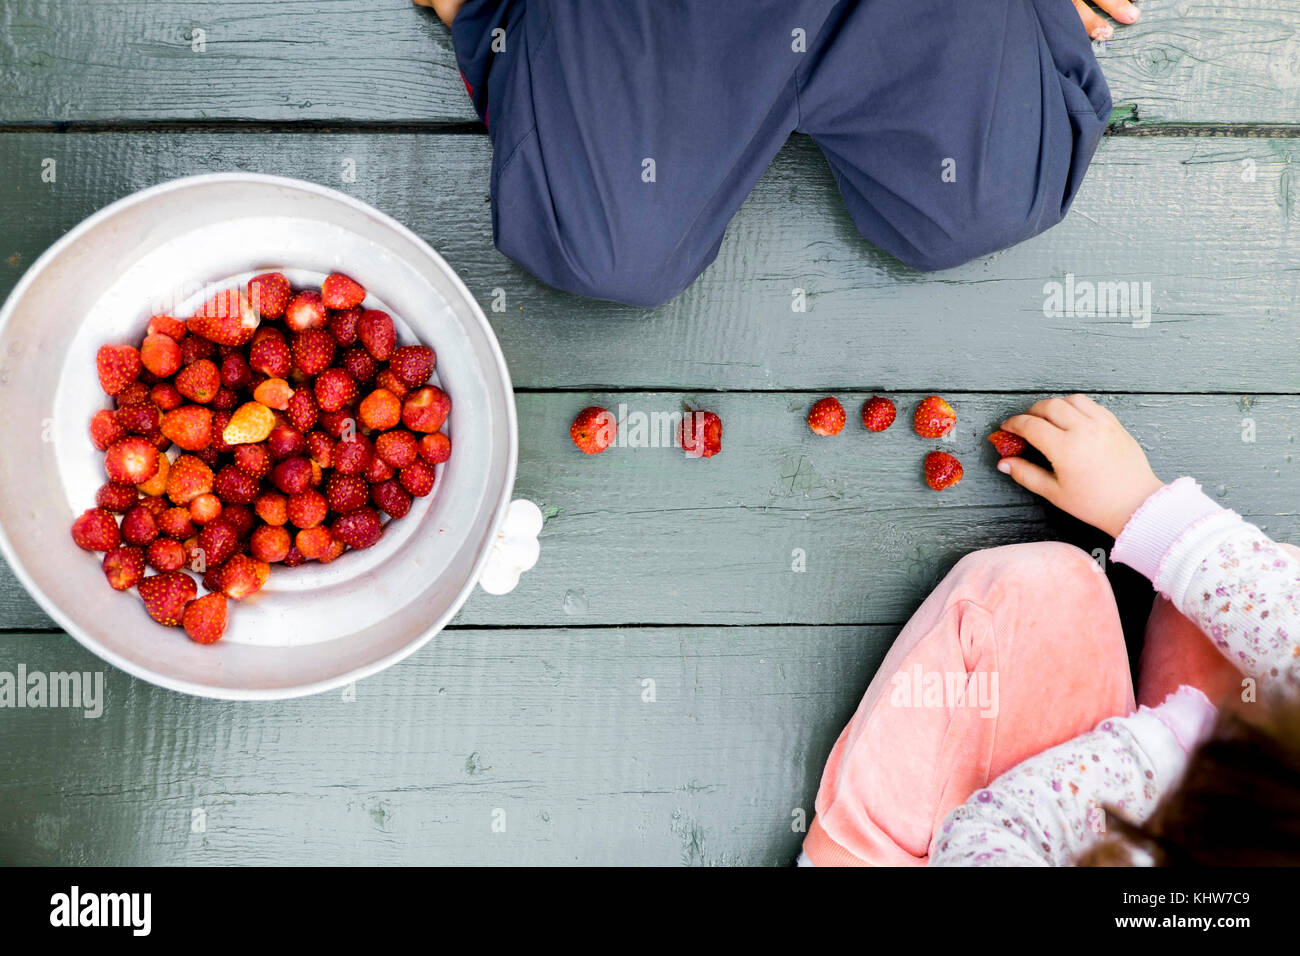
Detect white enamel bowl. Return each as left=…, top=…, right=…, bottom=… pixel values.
left=0, top=174, right=517, bottom=699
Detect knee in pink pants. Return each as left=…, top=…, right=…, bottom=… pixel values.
left=804, top=541, right=1135, bottom=866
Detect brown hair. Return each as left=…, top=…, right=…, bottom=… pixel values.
left=1079, top=699, right=1300, bottom=866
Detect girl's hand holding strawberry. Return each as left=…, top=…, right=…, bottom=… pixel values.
left=997, top=395, right=1165, bottom=538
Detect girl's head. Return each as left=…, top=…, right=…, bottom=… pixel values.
left=1080, top=699, right=1300, bottom=866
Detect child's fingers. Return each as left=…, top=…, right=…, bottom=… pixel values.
left=996, top=456, right=1060, bottom=500
left=1000, top=413, right=1065, bottom=458
left=1024, top=396, right=1086, bottom=429
left=1072, top=0, right=1114, bottom=40
left=1063, top=393, right=1102, bottom=418
left=1093, top=0, right=1141, bottom=25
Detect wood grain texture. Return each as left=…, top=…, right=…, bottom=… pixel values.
left=3, top=392, right=1296, bottom=631
left=0, top=625, right=891, bottom=865
left=2, top=133, right=1300, bottom=392
left=3, top=1, right=1300, bottom=125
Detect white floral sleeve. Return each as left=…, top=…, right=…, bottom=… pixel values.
left=930, top=477, right=1300, bottom=867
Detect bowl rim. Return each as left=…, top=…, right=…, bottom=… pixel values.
left=0, top=172, right=518, bottom=700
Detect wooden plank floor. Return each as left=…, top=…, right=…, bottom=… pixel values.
left=2, top=1, right=1299, bottom=866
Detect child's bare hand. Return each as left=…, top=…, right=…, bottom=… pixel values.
left=1072, top=0, right=1140, bottom=41
left=997, top=395, right=1164, bottom=538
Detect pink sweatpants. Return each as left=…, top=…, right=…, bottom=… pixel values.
left=803, top=540, right=1249, bottom=867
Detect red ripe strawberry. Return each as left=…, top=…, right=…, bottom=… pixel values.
left=146, top=537, right=187, bottom=572
left=158, top=507, right=197, bottom=540
left=247, top=272, right=291, bottom=320
left=180, top=334, right=218, bottom=367
left=249, top=329, right=292, bottom=377
left=146, top=314, right=187, bottom=341
left=104, top=436, right=160, bottom=485
left=374, top=368, right=410, bottom=400
left=402, top=386, right=451, bottom=433
left=284, top=290, right=327, bottom=332
left=399, top=459, right=436, bottom=497
left=913, top=395, right=956, bottom=439
left=371, top=479, right=412, bottom=518
left=357, top=309, right=396, bottom=361
left=987, top=429, right=1027, bottom=458
left=341, top=345, right=379, bottom=384
left=114, top=402, right=160, bottom=435
left=254, top=491, right=289, bottom=526
left=924, top=451, right=964, bottom=491
left=189, top=289, right=260, bottom=346
left=364, top=453, right=395, bottom=484
left=140, top=333, right=183, bottom=378
left=332, top=507, right=383, bottom=550
left=220, top=351, right=253, bottom=390
left=161, top=405, right=213, bottom=451
left=218, top=505, right=255, bottom=539
left=211, top=387, right=239, bottom=413
left=318, top=409, right=357, bottom=439
left=332, top=434, right=373, bottom=476
left=138, top=571, right=197, bottom=626
left=359, top=388, right=403, bottom=431
left=305, top=430, right=335, bottom=468
left=95, top=481, right=139, bottom=513
left=138, top=494, right=169, bottom=517
left=271, top=457, right=313, bottom=494
left=680, top=410, right=722, bottom=459
left=114, top=381, right=151, bottom=407
left=861, top=395, right=896, bottom=432
left=266, top=423, right=307, bottom=461
left=418, top=432, right=451, bottom=465
left=250, top=524, right=292, bottom=563
left=213, top=464, right=259, bottom=505
left=374, top=429, right=418, bottom=468
left=327, top=307, right=361, bottom=346
left=102, top=545, right=145, bottom=590
left=321, top=273, right=366, bottom=310
left=325, top=473, right=369, bottom=514
left=282, top=546, right=307, bottom=567
left=295, top=526, right=333, bottom=560
left=166, top=455, right=214, bottom=505
left=233, top=443, right=272, bottom=479
left=120, top=504, right=159, bottom=547
left=208, top=410, right=234, bottom=452
left=71, top=508, right=120, bottom=552
left=96, top=344, right=142, bottom=396
left=318, top=538, right=348, bottom=564
left=286, top=388, right=319, bottom=433
left=217, top=554, right=269, bottom=600
left=808, top=397, right=846, bottom=436
left=291, top=328, right=336, bottom=376
left=196, top=522, right=240, bottom=569
left=287, top=489, right=328, bottom=528
left=252, top=377, right=294, bottom=411
left=570, top=406, right=615, bottom=454
left=176, top=358, right=221, bottom=403
left=183, top=592, right=228, bottom=644
left=150, top=382, right=183, bottom=411
left=189, top=493, right=223, bottom=525
left=389, top=345, right=435, bottom=388
left=315, top=368, right=357, bottom=413
left=89, top=408, right=127, bottom=450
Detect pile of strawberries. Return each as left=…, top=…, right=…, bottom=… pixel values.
left=70, top=271, right=452, bottom=645
left=806, top=394, right=1026, bottom=490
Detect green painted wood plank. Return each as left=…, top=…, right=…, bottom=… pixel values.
left=0, top=625, right=890, bottom=865
left=2, top=1, right=1299, bottom=125
left=3, top=392, right=1295, bottom=631
left=1, top=133, right=1299, bottom=392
